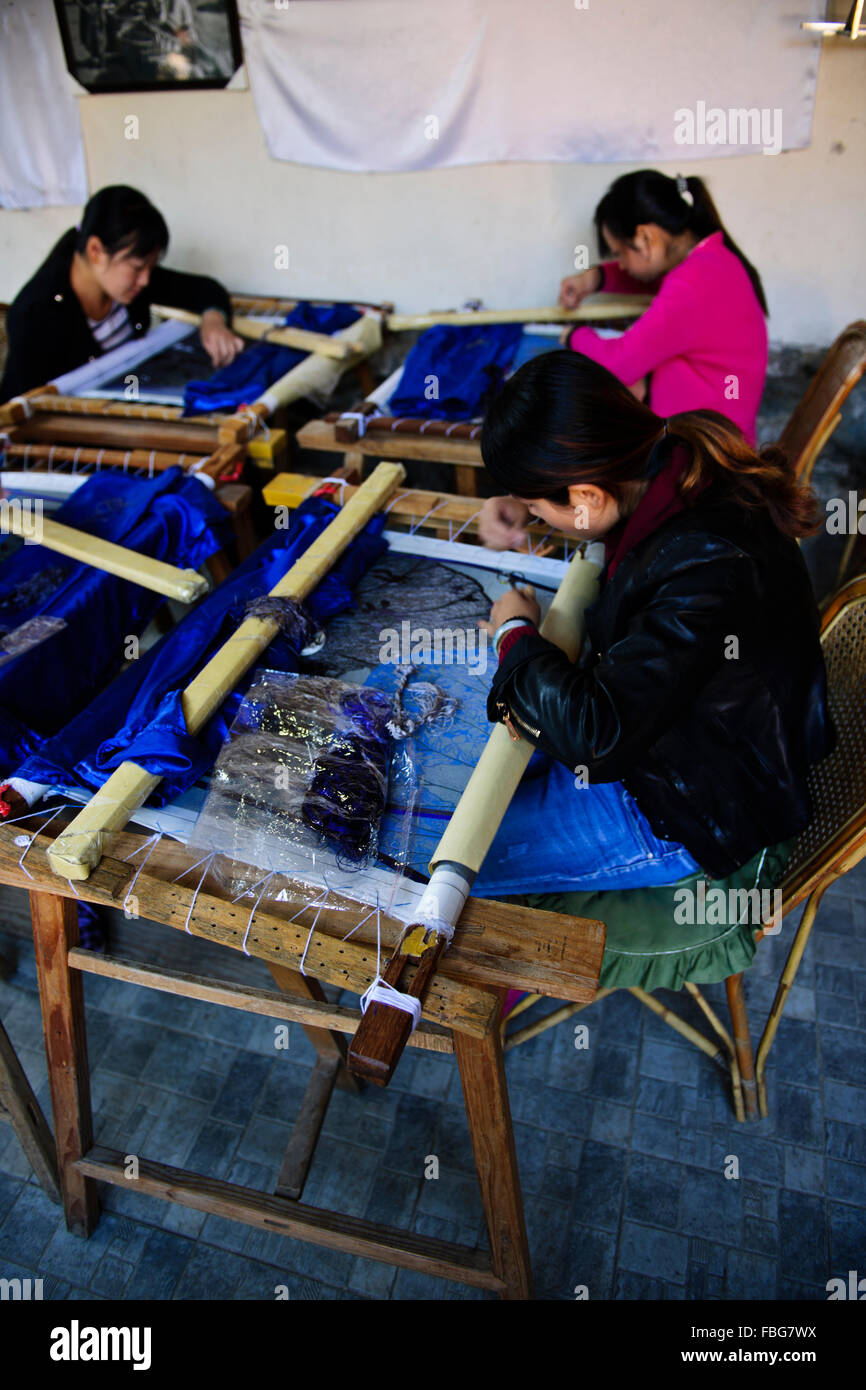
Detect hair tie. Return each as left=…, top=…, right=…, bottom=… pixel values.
left=675, top=174, right=694, bottom=207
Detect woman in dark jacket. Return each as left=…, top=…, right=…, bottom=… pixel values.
left=473, top=350, right=834, bottom=896
left=1, top=184, right=243, bottom=401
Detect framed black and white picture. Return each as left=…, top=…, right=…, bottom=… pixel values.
left=53, top=0, right=243, bottom=93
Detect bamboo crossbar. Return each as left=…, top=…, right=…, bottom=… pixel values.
left=152, top=304, right=357, bottom=361
left=329, top=412, right=482, bottom=444
left=261, top=471, right=554, bottom=541
left=1, top=443, right=211, bottom=476
left=72, top=1147, right=503, bottom=1289
left=66, top=949, right=455, bottom=1052
left=46, top=462, right=406, bottom=882
left=385, top=296, right=651, bottom=331
left=0, top=511, right=208, bottom=603
left=8, top=392, right=232, bottom=427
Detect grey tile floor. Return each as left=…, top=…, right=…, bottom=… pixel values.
left=0, top=861, right=864, bottom=1300
left=0, top=351, right=864, bottom=1301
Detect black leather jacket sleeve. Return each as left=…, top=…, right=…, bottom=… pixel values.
left=488, top=537, right=754, bottom=783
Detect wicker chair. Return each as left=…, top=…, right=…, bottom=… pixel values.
left=776, top=320, right=866, bottom=487
left=754, top=574, right=866, bottom=1113
left=504, top=576, right=866, bottom=1121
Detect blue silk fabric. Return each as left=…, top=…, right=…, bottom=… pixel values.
left=20, top=497, right=388, bottom=807
left=0, top=468, right=228, bottom=777
left=388, top=324, right=522, bottom=421
left=183, top=303, right=362, bottom=415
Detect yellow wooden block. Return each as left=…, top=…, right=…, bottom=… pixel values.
left=246, top=429, right=287, bottom=469
left=262, top=472, right=313, bottom=509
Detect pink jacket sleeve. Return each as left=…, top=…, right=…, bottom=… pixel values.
left=598, top=260, right=659, bottom=297
left=568, top=268, right=701, bottom=385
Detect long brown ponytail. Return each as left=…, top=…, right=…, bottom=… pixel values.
left=668, top=409, right=820, bottom=539
left=481, top=352, right=820, bottom=541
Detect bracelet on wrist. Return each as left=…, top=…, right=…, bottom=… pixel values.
left=493, top=617, right=534, bottom=655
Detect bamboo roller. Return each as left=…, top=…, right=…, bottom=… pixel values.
left=430, top=544, right=604, bottom=876
left=46, top=461, right=406, bottom=881
left=251, top=312, right=383, bottom=416
left=385, top=297, right=651, bottom=331
left=0, top=511, right=208, bottom=603
left=151, top=304, right=357, bottom=361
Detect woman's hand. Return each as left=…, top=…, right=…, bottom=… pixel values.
left=480, top=584, right=541, bottom=638
left=200, top=310, right=245, bottom=369
left=478, top=496, right=531, bottom=550
left=558, top=267, right=601, bottom=311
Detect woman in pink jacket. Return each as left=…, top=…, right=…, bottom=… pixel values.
left=560, top=170, right=768, bottom=446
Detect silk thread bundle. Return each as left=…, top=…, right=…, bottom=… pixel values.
left=301, top=688, right=393, bottom=864
left=243, top=595, right=316, bottom=651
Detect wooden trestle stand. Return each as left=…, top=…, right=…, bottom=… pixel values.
left=7, top=462, right=606, bottom=1298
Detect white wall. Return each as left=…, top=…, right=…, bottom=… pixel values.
left=0, top=43, right=862, bottom=346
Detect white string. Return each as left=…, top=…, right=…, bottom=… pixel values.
left=72, top=447, right=82, bottom=473
left=340, top=904, right=378, bottom=943
left=173, top=850, right=218, bottom=934
left=15, top=805, right=66, bottom=880
left=10, top=396, right=33, bottom=419
left=148, top=451, right=156, bottom=479
left=358, top=894, right=421, bottom=1032
left=238, top=408, right=269, bottom=440
left=449, top=509, right=481, bottom=543
left=339, top=411, right=369, bottom=439
left=189, top=457, right=210, bottom=474
left=123, top=452, right=131, bottom=473
left=384, top=489, right=413, bottom=514
left=121, top=830, right=163, bottom=913
left=239, top=870, right=276, bottom=956
left=408, top=499, right=449, bottom=535
left=527, top=527, right=553, bottom=556
left=303, top=475, right=348, bottom=505
left=96, top=448, right=105, bottom=472
left=290, top=884, right=331, bottom=975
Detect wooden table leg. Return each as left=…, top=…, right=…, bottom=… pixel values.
left=454, top=1022, right=533, bottom=1300
left=453, top=465, right=478, bottom=497
left=0, top=1018, right=61, bottom=1203
left=266, top=962, right=362, bottom=1094
left=30, top=891, right=99, bottom=1236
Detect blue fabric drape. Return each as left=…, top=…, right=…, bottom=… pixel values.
left=183, top=303, right=361, bottom=415
left=389, top=324, right=522, bottom=421
left=20, top=497, right=387, bottom=806
left=0, top=468, right=228, bottom=776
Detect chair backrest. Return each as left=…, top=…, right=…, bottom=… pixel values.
left=782, top=576, right=866, bottom=906
left=776, top=321, right=866, bottom=486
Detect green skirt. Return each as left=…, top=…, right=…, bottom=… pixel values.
left=511, top=840, right=794, bottom=993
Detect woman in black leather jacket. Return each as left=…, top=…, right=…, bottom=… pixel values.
left=473, top=350, right=834, bottom=895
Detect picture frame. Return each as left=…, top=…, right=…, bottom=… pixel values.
left=53, top=1, right=243, bottom=94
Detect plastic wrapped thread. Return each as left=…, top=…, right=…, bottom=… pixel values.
left=189, top=671, right=395, bottom=893
left=301, top=687, right=392, bottom=860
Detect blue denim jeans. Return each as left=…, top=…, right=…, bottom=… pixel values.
left=471, top=753, right=701, bottom=897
